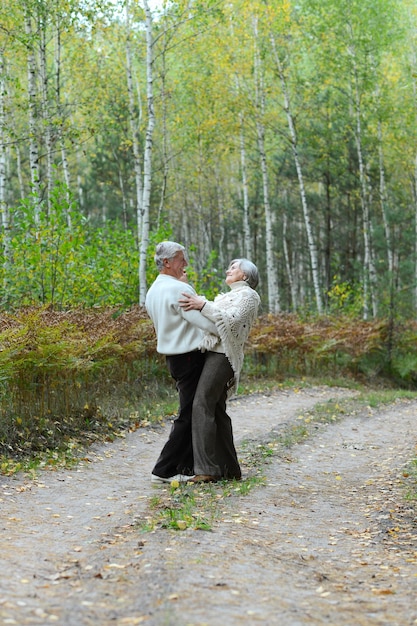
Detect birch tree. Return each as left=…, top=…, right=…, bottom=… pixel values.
left=125, top=0, right=144, bottom=243
left=239, top=113, right=252, bottom=260
left=347, top=38, right=378, bottom=319
left=24, top=11, right=42, bottom=220
left=253, top=16, right=280, bottom=313
left=138, top=0, right=155, bottom=305
left=404, top=0, right=417, bottom=315
left=54, top=10, right=73, bottom=226
left=37, top=3, right=55, bottom=215
left=270, top=32, right=323, bottom=314
left=0, top=50, right=11, bottom=292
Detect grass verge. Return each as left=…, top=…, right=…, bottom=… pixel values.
left=137, top=386, right=417, bottom=533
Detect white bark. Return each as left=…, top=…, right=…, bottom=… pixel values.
left=15, top=139, right=25, bottom=200
left=125, top=0, right=144, bottom=242
left=254, top=18, right=280, bottom=313
left=39, top=19, right=53, bottom=215
left=415, top=154, right=417, bottom=314
left=257, top=115, right=280, bottom=314
left=76, top=150, right=84, bottom=213
left=283, top=206, right=297, bottom=310
left=0, top=52, right=7, bottom=213
left=409, top=47, right=417, bottom=316
left=270, top=34, right=323, bottom=314
left=156, top=22, right=171, bottom=229
left=0, top=51, right=11, bottom=294
left=7, top=106, right=25, bottom=199
left=349, top=42, right=378, bottom=319
left=55, top=16, right=72, bottom=227
left=25, top=15, right=41, bottom=222
left=239, top=113, right=252, bottom=260
left=377, top=121, right=393, bottom=275
left=297, top=218, right=305, bottom=306
left=139, top=0, right=155, bottom=305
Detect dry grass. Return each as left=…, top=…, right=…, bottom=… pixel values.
left=0, top=307, right=416, bottom=463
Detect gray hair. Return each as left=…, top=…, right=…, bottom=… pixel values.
left=230, top=258, right=259, bottom=289
left=154, top=241, right=186, bottom=270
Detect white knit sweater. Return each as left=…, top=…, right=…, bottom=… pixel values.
left=199, top=281, right=260, bottom=394
left=145, top=274, right=218, bottom=355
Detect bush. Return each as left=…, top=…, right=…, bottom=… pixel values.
left=1, top=308, right=417, bottom=464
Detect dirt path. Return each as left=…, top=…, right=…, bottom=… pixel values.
left=1, top=387, right=416, bottom=626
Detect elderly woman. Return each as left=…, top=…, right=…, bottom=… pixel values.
left=179, top=258, right=260, bottom=483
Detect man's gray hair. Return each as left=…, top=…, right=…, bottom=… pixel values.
left=154, top=241, right=186, bottom=270
left=230, top=258, right=259, bottom=289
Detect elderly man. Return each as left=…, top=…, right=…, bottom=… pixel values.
left=145, top=241, right=218, bottom=484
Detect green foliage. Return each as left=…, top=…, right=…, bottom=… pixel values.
left=141, top=476, right=260, bottom=533
left=388, top=326, right=417, bottom=385
left=146, top=484, right=214, bottom=531
left=3, top=0, right=417, bottom=319
left=327, top=277, right=363, bottom=316
left=1, top=183, right=140, bottom=308
left=187, top=248, right=223, bottom=299
left=0, top=186, right=192, bottom=311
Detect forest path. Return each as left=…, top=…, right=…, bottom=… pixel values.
left=1, top=386, right=416, bottom=625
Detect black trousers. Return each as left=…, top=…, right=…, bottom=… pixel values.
left=192, top=352, right=241, bottom=479
left=152, top=350, right=206, bottom=478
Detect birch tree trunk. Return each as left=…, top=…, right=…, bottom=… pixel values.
left=139, top=0, right=155, bottom=305
left=230, top=14, right=253, bottom=262
left=156, top=24, right=169, bottom=229
left=125, top=0, right=144, bottom=242
left=55, top=15, right=72, bottom=227
left=414, top=154, right=417, bottom=314
left=239, top=113, right=252, bottom=260
left=283, top=211, right=297, bottom=310
left=76, top=149, right=85, bottom=215
left=113, top=147, right=128, bottom=229
left=15, top=140, right=25, bottom=200
left=297, top=217, right=306, bottom=306
left=409, top=47, right=417, bottom=316
left=0, top=51, right=11, bottom=295
left=322, top=173, right=332, bottom=307
left=377, top=121, right=394, bottom=275
left=39, top=16, right=53, bottom=215
left=8, top=104, right=25, bottom=199
left=215, top=167, right=226, bottom=270
left=270, top=34, right=323, bottom=314
left=349, top=43, right=378, bottom=319
left=25, top=14, right=41, bottom=222
left=253, top=18, right=280, bottom=313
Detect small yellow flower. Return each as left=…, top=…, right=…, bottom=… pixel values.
left=176, top=520, right=187, bottom=530
left=170, top=479, right=180, bottom=489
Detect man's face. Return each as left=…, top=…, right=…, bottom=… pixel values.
left=162, top=251, right=187, bottom=280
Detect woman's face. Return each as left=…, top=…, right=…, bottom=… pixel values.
left=225, top=261, right=245, bottom=285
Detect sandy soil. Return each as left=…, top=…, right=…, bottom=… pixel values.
left=1, top=386, right=416, bottom=626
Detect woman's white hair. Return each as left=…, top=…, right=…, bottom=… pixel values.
left=230, top=258, right=259, bottom=289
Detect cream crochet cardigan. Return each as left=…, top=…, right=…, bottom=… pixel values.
left=199, top=281, right=260, bottom=395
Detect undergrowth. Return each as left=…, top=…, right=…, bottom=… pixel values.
left=139, top=476, right=265, bottom=532
left=2, top=306, right=417, bottom=474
